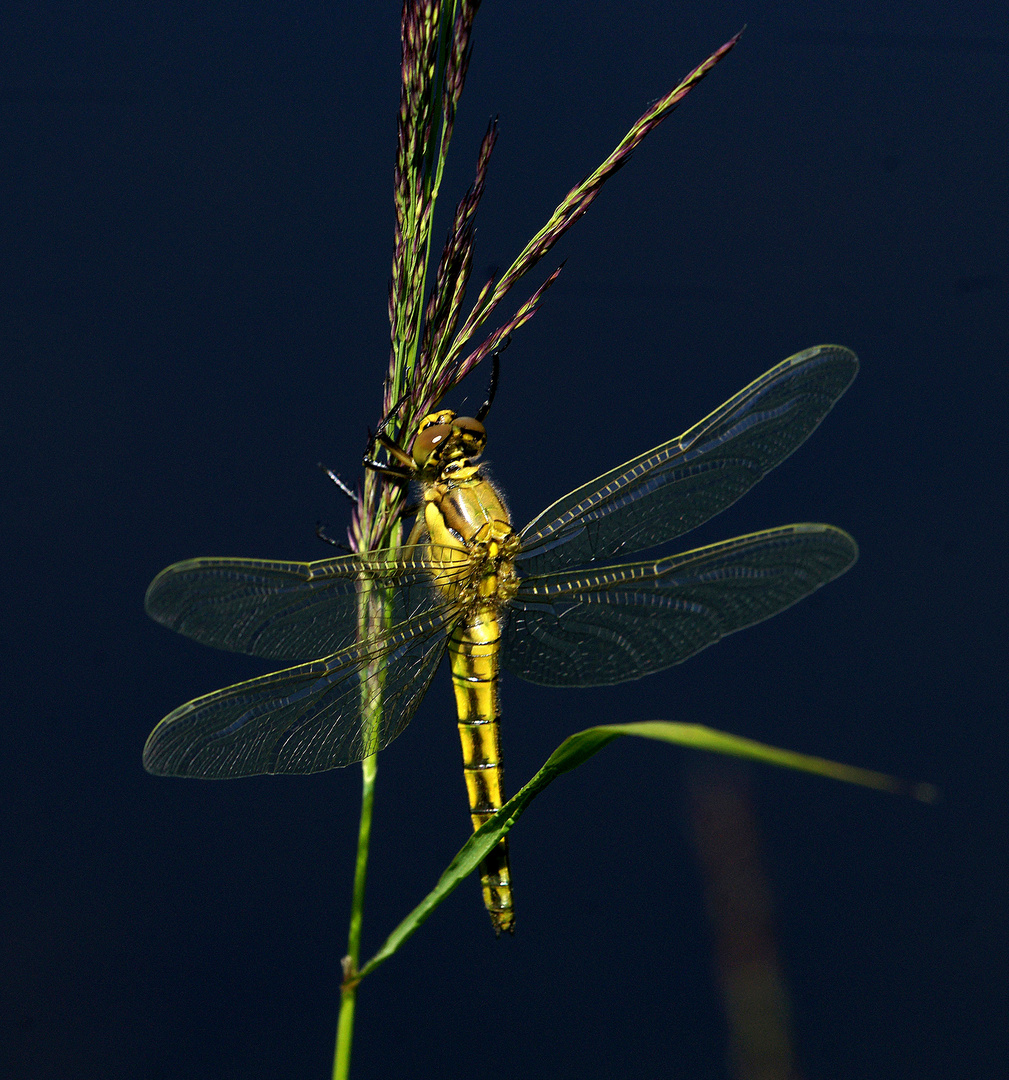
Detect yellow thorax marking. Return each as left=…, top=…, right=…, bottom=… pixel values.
left=420, top=409, right=454, bottom=427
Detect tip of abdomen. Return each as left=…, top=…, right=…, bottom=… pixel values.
left=490, top=908, right=515, bottom=935
left=480, top=836, right=514, bottom=935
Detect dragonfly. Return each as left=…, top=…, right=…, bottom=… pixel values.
left=144, top=344, right=858, bottom=934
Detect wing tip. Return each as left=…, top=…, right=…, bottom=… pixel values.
left=795, top=342, right=860, bottom=383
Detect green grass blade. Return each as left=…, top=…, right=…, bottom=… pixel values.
left=357, top=720, right=928, bottom=979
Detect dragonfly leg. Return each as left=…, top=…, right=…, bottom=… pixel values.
left=315, top=522, right=351, bottom=550
left=475, top=333, right=511, bottom=423
left=362, top=459, right=412, bottom=482
left=363, top=426, right=417, bottom=481
left=317, top=463, right=358, bottom=504
left=370, top=386, right=413, bottom=447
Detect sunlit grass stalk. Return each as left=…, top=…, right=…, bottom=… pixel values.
left=331, top=751, right=374, bottom=1080
left=333, top=4, right=741, bottom=1074
left=335, top=5, right=480, bottom=1075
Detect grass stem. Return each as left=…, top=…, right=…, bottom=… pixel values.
left=332, top=752, right=378, bottom=1080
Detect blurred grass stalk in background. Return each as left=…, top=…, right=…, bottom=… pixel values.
left=688, top=761, right=798, bottom=1080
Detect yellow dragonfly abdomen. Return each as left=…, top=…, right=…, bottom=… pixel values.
left=419, top=423, right=520, bottom=933
left=450, top=611, right=512, bottom=933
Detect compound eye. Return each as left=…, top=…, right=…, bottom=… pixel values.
left=454, top=416, right=487, bottom=454
left=454, top=416, right=485, bottom=438
left=419, top=410, right=454, bottom=432
left=412, top=423, right=452, bottom=466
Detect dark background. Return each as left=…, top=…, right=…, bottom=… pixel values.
left=3, top=2, right=1006, bottom=1077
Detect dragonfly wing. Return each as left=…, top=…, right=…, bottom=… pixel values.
left=143, top=602, right=457, bottom=777
left=503, top=523, right=856, bottom=687
left=145, top=545, right=463, bottom=662
left=516, top=345, right=857, bottom=575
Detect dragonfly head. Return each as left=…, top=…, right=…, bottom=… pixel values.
left=413, top=411, right=487, bottom=472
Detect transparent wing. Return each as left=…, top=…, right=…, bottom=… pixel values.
left=503, top=524, right=857, bottom=687
left=145, top=544, right=467, bottom=662
left=143, top=602, right=457, bottom=778
left=516, top=345, right=858, bottom=575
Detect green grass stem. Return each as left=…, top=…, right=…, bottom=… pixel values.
left=332, top=752, right=377, bottom=1080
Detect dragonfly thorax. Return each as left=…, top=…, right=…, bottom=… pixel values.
left=423, top=464, right=513, bottom=549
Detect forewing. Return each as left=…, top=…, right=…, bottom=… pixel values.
left=503, top=523, right=857, bottom=687
left=516, top=345, right=857, bottom=575
left=143, top=602, right=456, bottom=778
left=145, top=545, right=464, bottom=661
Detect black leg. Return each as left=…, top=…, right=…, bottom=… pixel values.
left=475, top=334, right=510, bottom=422
left=363, top=423, right=416, bottom=476
left=318, top=464, right=359, bottom=504
left=368, top=387, right=413, bottom=456
left=316, top=522, right=351, bottom=551
left=361, top=455, right=413, bottom=481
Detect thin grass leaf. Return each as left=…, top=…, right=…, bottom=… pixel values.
left=420, top=119, right=498, bottom=383
left=391, top=1, right=444, bottom=381
left=439, top=0, right=481, bottom=169
left=448, top=262, right=565, bottom=388
left=440, top=29, right=744, bottom=374
left=354, top=718, right=927, bottom=980
left=389, top=1, right=481, bottom=408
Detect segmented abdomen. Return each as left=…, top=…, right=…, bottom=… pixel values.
left=448, top=607, right=514, bottom=934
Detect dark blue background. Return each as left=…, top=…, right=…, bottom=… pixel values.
left=3, top=3, right=1006, bottom=1077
